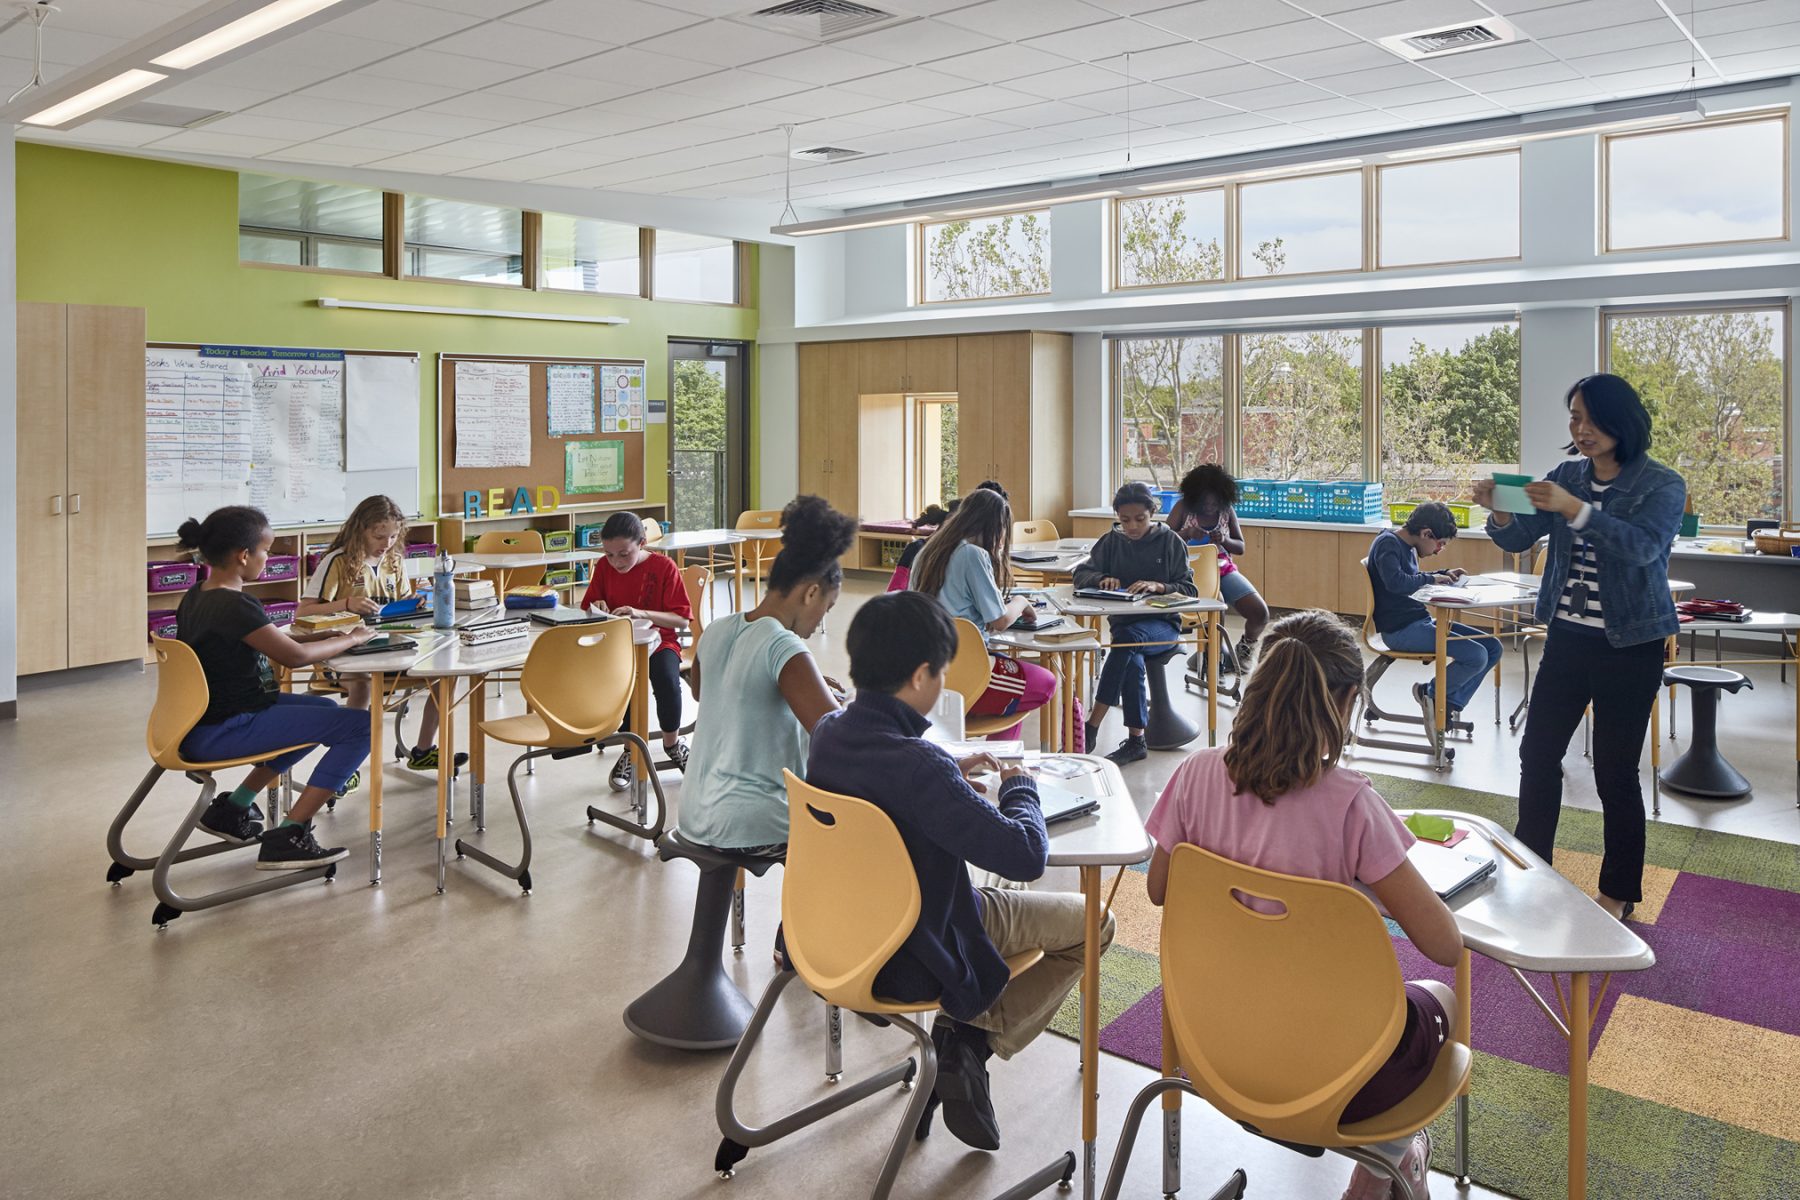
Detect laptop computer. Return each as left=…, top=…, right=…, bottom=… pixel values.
left=1407, top=840, right=1498, bottom=901
left=1036, top=781, right=1100, bottom=826
left=528, top=606, right=610, bottom=626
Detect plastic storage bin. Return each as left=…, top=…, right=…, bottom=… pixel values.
left=1234, top=479, right=1275, bottom=519
left=147, top=609, right=180, bottom=641
left=147, top=561, right=200, bottom=593
left=543, top=529, right=574, bottom=553
left=1387, top=500, right=1474, bottom=529
left=1317, top=482, right=1385, bottom=525
left=405, top=542, right=438, bottom=560
left=263, top=599, right=298, bottom=626
left=575, top=524, right=606, bottom=549
left=1270, top=482, right=1321, bottom=521
left=261, top=554, right=300, bottom=582
left=543, top=568, right=575, bottom=589
left=1156, top=489, right=1181, bottom=514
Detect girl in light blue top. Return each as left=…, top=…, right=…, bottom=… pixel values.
left=678, top=495, right=858, bottom=853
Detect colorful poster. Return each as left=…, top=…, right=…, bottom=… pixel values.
left=565, top=439, right=624, bottom=494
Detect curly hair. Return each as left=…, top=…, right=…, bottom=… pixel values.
left=1178, top=463, right=1237, bottom=510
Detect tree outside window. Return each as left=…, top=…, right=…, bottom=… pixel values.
left=1239, top=331, right=1364, bottom=481
left=1118, top=337, right=1224, bottom=489
left=1380, top=323, right=1521, bottom=503
left=921, top=210, right=1050, bottom=302
left=1608, top=310, right=1786, bottom=528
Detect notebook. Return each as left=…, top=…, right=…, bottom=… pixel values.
left=1407, top=840, right=1498, bottom=901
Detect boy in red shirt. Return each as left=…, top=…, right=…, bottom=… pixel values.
left=578, top=511, right=694, bottom=790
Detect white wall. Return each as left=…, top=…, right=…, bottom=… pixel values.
left=756, top=244, right=799, bottom=508
left=1, top=129, right=15, bottom=713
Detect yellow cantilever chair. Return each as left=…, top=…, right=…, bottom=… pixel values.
left=713, top=771, right=1074, bottom=1200
left=1100, top=843, right=1471, bottom=1200
left=1010, top=518, right=1060, bottom=588
left=455, top=620, right=668, bottom=894
left=104, top=637, right=333, bottom=929
left=945, top=617, right=1029, bottom=739
left=1352, top=556, right=1465, bottom=769
left=729, top=509, right=784, bottom=609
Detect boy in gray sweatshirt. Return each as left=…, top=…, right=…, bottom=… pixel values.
left=1072, top=482, right=1197, bottom=763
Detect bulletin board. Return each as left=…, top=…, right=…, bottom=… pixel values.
left=437, top=352, right=646, bottom=516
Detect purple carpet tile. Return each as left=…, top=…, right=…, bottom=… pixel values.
left=1100, top=987, right=1168, bottom=1068
left=1619, top=922, right=1800, bottom=1039
left=1654, top=873, right=1800, bottom=957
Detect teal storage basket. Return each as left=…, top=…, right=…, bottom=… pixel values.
left=1270, top=481, right=1321, bottom=521
left=1235, top=479, right=1275, bottom=519
left=1317, top=482, right=1385, bottom=525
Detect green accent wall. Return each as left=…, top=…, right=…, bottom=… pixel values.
left=14, top=143, right=760, bottom=519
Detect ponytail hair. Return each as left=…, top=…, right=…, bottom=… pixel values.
left=176, top=506, right=271, bottom=567
left=766, top=495, right=858, bottom=594
left=1222, top=609, right=1363, bottom=803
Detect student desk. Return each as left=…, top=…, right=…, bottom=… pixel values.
left=990, top=624, right=1103, bottom=752
left=1398, top=810, right=1654, bottom=1200
left=1037, top=754, right=1153, bottom=1200
left=326, top=617, right=657, bottom=890
left=1010, top=538, right=1094, bottom=579
left=1048, top=588, right=1227, bottom=748
left=456, top=550, right=602, bottom=594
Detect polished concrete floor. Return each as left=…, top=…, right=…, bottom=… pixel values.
left=5, top=576, right=1796, bottom=1200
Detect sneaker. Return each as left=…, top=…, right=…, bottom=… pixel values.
left=1106, top=735, right=1148, bottom=765
left=1393, top=1129, right=1433, bottom=1200
left=914, top=1021, right=954, bottom=1141
left=1412, top=682, right=1437, bottom=728
left=934, top=1022, right=1000, bottom=1151
left=1082, top=722, right=1099, bottom=755
left=407, top=746, right=469, bottom=772
left=198, top=797, right=264, bottom=845
left=1217, top=640, right=1239, bottom=675
left=335, top=770, right=361, bottom=798
left=609, top=750, right=635, bottom=792
left=1338, top=1164, right=1394, bottom=1200
left=1237, top=638, right=1259, bottom=673
left=255, top=823, right=348, bottom=871
left=664, top=739, right=689, bottom=772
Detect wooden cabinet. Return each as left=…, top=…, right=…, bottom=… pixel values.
left=797, top=342, right=861, bottom=516
left=1229, top=525, right=1267, bottom=593
left=1338, top=535, right=1377, bottom=617
left=1259, top=529, right=1343, bottom=614
left=857, top=339, right=907, bottom=394
left=855, top=336, right=959, bottom=394
left=955, top=332, right=1072, bottom=527
left=906, top=337, right=958, bottom=393
left=17, top=302, right=146, bottom=675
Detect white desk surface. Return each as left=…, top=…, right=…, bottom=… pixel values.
left=1046, top=585, right=1225, bottom=618
left=1036, top=755, right=1152, bottom=868
left=737, top=529, right=784, bottom=541
left=455, top=550, right=602, bottom=569
left=652, top=529, right=745, bottom=552
left=1413, top=572, right=1697, bottom=614
left=1403, top=810, right=1655, bottom=975
left=325, top=615, right=656, bottom=678
left=1685, top=610, right=1800, bottom=633
left=990, top=626, right=1103, bottom=654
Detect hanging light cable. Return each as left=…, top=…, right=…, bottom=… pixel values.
left=778, top=123, right=799, bottom=227
left=7, top=2, right=61, bottom=105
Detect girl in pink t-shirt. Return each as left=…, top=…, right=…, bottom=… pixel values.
left=1145, top=610, right=1464, bottom=1200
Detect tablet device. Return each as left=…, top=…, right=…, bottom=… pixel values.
left=1407, top=841, right=1497, bottom=901
left=528, top=606, right=609, bottom=626
left=1011, top=551, right=1059, bottom=564
left=1073, top=587, right=1144, bottom=603
left=1036, top=781, right=1100, bottom=826
left=345, top=634, right=417, bottom=656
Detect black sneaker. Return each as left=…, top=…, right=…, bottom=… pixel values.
left=1082, top=722, right=1099, bottom=755
left=934, top=1022, right=1000, bottom=1151
left=664, top=739, right=689, bottom=772
left=1106, top=735, right=1148, bottom=765
left=198, top=797, right=264, bottom=845
left=1217, top=641, right=1239, bottom=675
left=609, top=750, right=635, bottom=792
left=915, top=1021, right=954, bottom=1141
left=1413, top=682, right=1437, bottom=729
left=255, top=823, right=349, bottom=871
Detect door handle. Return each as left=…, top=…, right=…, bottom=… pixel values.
left=70, top=493, right=81, bottom=514
left=51, top=495, right=62, bottom=515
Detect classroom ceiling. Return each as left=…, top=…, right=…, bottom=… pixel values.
left=11, top=0, right=1800, bottom=217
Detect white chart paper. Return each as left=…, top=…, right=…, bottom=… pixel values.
left=546, top=363, right=596, bottom=436
left=454, top=360, right=532, bottom=468
left=346, top=355, right=421, bottom=471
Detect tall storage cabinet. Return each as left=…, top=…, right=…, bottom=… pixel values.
left=16, top=302, right=146, bottom=675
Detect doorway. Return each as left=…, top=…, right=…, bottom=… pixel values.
left=668, top=340, right=749, bottom=532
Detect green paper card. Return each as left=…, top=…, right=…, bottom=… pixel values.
left=1489, top=472, right=1535, bottom=515
left=1405, top=812, right=1456, bottom=842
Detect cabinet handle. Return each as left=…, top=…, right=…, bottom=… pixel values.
left=70, top=493, right=81, bottom=514
left=51, top=495, right=62, bottom=515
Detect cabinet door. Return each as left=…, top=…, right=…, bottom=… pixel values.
left=1229, top=525, right=1267, bottom=595
left=827, top=343, right=861, bottom=513
left=1259, top=528, right=1341, bottom=613
left=956, top=335, right=994, bottom=494
left=1337, top=533, right=1378, bottom=618
left=906, top=337, right=957, bottom=393
left=857, top=338, right=906, bottom=394
left=987, top=334, right=1035, bottom=511
left=797, top=343, right=830, bottom=499
left=16, top=303, right=69, bottom=675
left=66, top=305, right=147, bottom=669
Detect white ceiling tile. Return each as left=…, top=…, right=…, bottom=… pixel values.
left=1066, top=82, right=1195, bottom=113
left=913, top=85, right=1044, bottom=117
left=591, top=90, right=732, bottom=121
left=317, top=1, right=484, bottom=45
left=938, top=0, right=1113, bottom=40
left=200, top=114, right=343, bottom=143
left=836, top=19, right=1002, bottom=64
left=836, top=67, right=974, bottom=101
left=1323, top=0, right=1492, bottom=39
left=525, top=108, right=664, bottom=136
left=1482, top=79, right=1612, bottom=107
left=991, top=98, right=1113, bottom=126
left=1539, top=22, right=1685, bottom=60
left=1132, top=97, right=1239, bottom=125
left=1208, top=81, right=1339, bottom=110
left=1354, top=80, right=1472, bottom=108
left=196, top=52, right=349, bottom=94
left=40, top=1, right=185, bottom=40
left=39, top=121, right=172, bottom=150
left=296, top=75, right=464, bottom=109
left=1568, top=41, right=1713, bottom=74
left=1261, top=97, right=1379, bottom=124
left=1139, top=1, right=1308, bottom=41
left=368, top=111, right=508, bottom=138
left=748, top=87, right=890, bottom=120
left=1023, top=18, right=1183, bottom=61
left=430, top=23, right=615, bottom=68
left=1008, top=62, right=1131, bottom=99
left=145, top=130, right=302, bottom=157
left=1710, top=47, right=1800, bottom=78
left=268, top=143, right=390, bottom=167
left=1157, top=63, right=1293, bottom=97
left=467, top=123, right=581, bottom=151
left=664, top=70, right=816, bottom=106
left=684, top=106, right=801, bottom=134
left=1691, top=1, right=1800, bottom=37
left=304, top=126, right=448, bottom=152
left=407, top=0, right=540, bottom=13
left=1386, top=95, right=1510, bottom=120
left=265, top=30, right=411, bottom=71
left=483, top=72, right=635, bottom=108
left=147, top=79, right=283, bottom=112
left=1286, top=112, right=1391, bottom=135
left=743, top=44, right=909, bottom=85
left=1116, top=40, right=1244, bottom=80
left=363, top=48, right=529, bottom=90
left=1420, top=40, right=1557, bottom=79
left=631, top=20, right=816, bottom=66
left=246, top=95, right=403, bottom=126
left=1317, top=64, right=1441, bottom=96
left=556, top=47, right=716, bottom=87
left=423, top=91, right=571, bottom=122
left=1511, top=0, right=1670, bottom=39
left=453, top=159, right=563, bottom=182
left=1702, top=21, right=1800, bottom=55
left=1449, top=62, right=1580, bottom=94
left=1263, top=42, right=1409, bottom=82
left=928, top=42, right=1079, bottom=82
left=1205, top=19, right=1362, bottom=61
left=511, top=0, right=700, bottom=40
left=370, top=150, right=497, bottom=173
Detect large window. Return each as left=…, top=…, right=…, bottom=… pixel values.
left=913, top=397, right=960, bottom=511
left=1379, top=322, right=1521, bottom=503
left=653, top=230, right=739, bottom=304
left=1238, top=172, right=1362, bottom=277
left=405, top=195, right=522, bottom=285
left=543, top=214, right=641, bottom=296
left=1239, top=330, right=1364, bottom=479
left=1115, top=189, right=1225, bottom=289
left=919, top=209, right=1051, bottom=304
left=238, top=172, right=383, bottom=273
left=1117, top=336, right=1224, bottom=489
left=1378, top=153, right=1520, bottom=268
left=1606, top=307, right=1788, bottom=528
left=1605, top=115, right=1789, bottom=252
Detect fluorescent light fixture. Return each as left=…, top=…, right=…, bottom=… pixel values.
left=153, top=0, right=350, bottom=70
left=940, top=190, right=1119, bottom=217
left=317, top=297, right=628, bottom=325
left=22, top=68, right=165, bottom=127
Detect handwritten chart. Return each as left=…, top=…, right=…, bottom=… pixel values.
left=454, top=360, right=532, bottom=467
left=546, top=363, right=596, bottom=436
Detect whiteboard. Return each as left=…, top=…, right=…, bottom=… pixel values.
left=145, top=344, right=420, bottom=535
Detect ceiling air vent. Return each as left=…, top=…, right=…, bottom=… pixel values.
left=792, top=145, right=867, bottom=163
left=109, top=102, right=229, bottom=130
left=742, top=1, right=907, bottom=42
left=1380, top=18, right=1519, bottom=61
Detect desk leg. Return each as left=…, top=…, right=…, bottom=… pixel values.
left=368, top=672, right=386, bottom=886
left=733, top=549, right=744, bottom=613
left=1569, top=972, right=1591, bottom=1200
left=470, top=674, right=486, bottom=830
left=1038, top=663, right=1056, bottom=752
left=435, top=677, right=454, bottom=895
left=1455, top=949, right=1473, bottom=1186
left=1492, top=611, right=1503, bottom=727
left=1205, top=612, right=1219, bottom=748
left=1080, top=865, right=1101, bottom=1200
left=1161, top=1002, right=1182, bottom=1195
left=632, top=641, right=651, bottom=825
left=1434, top=618, right=1450, bottom=766
left=1059, top=654, right=1074, bottom=753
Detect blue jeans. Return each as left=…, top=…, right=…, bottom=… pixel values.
left=1382, top=618, right=1502, bottom=713
left=1094, top=616, right=1181, bottom=731
left=181, top=692, right=371, bottom=794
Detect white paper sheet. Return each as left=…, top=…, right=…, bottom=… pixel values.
left=346, top=355, right=420, bottom=471
left=454, top=360, right=532, bottom=468
left=546, top=363, right=595, bottom=436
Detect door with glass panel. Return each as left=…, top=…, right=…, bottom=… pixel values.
left=668, top=341, right=748, bottom=532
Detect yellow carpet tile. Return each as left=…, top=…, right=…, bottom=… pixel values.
left=1549, top=850, right=1678, bottom=924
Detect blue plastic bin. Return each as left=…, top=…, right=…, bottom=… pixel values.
left=1156, top=488, right=1180, bottom=514
left=1270, top=481, right=1321, bottom=521
left=1235, top=479, right=1275, bottom=519
left=1316, top=481, right=1385, bottom=525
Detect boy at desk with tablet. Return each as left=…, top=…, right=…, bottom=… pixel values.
left=807, top=591, right=1113, bottom=1153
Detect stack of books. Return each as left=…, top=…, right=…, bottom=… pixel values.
left=454, top=578, right=497, bottom=610
left=504, top=585, right=557, bottom=610
left=292, top=611, right=363, bottom=636
left=458, top=617, right=529, bottom=647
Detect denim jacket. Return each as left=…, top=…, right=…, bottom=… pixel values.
left=1486, top=455, right=1685, bottom=648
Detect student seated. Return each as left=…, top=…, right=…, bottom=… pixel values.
left=909, top=486, right=1055, bottom=742
left=807, top=590, right=1114, bottom=1151
left=677, top=495, right=855, bottom=856
left=176, top=506, right=377, bottom=869
left=1167, top=463, right=1269, bottom=669
left=886, top=482, right=1007, bottom=592
left=579, top=510, right=695, bottom=788
left=1144, top=610, right=1463, bottom=1200
left=1073, top=481, right=1197, bottom=764
left=299, top=494, right=457, bottom=792
left=1367, top=501, right=1501, bottom=728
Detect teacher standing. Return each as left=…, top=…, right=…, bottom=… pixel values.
left=1474, top=374, right=1685, bottom=921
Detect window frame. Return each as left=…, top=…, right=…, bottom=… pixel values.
left=909, top=393, right=960, bottom=512
left=1111, top=184, right=1232, bottom=293
left=538, top=212, right=648, bottom=300
left=401, top=197, right=531, bottom=290
left=647, top=228, right=746, bottom=307
left=1371, top=319, right=1525, bottom=505
left=1600, top=300, right=1793, bottom=528
left=237, top=225, right=386, bottom=278
left=1601, top=112, right=1792, bottom=255
left=914, top=205, right=1055, bottom=306
left=1374, top=148, right=1523, bottom=271
left=1235, top=167, right=1368, bottom=282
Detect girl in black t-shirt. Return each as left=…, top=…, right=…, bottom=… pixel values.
left=174, top=506, right=375, bottom=870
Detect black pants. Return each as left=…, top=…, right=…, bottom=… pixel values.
left=1514, top=625, right=1665, bottom=903
left=647, top=646, right=684, bottom=736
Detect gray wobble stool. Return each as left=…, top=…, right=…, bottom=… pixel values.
left=1144, top=646, right=1201, bottom=750
left=624, top=832, right=779, bottom=1050
left=1659, top=665, right=1755, bottom=799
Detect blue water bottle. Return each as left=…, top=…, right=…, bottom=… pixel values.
left=432, top=550, right=455, bottom=629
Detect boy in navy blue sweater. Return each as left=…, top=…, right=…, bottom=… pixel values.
left=808, top=590, right=1114, bottom=1151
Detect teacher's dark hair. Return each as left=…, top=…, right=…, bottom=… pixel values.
left=1567, top=374, right=1651, bottom=466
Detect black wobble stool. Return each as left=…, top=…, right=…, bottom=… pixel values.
left=1659, top=665, right=1755, bottom=798
left=1144, top=646, right=1200, bottom=750
left=624, top=832, right=779, bottom=1050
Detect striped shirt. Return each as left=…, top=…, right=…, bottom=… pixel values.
left=1556, top=481, right=1610, bottom=629
left=304, top=547, right=410, bottom=605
